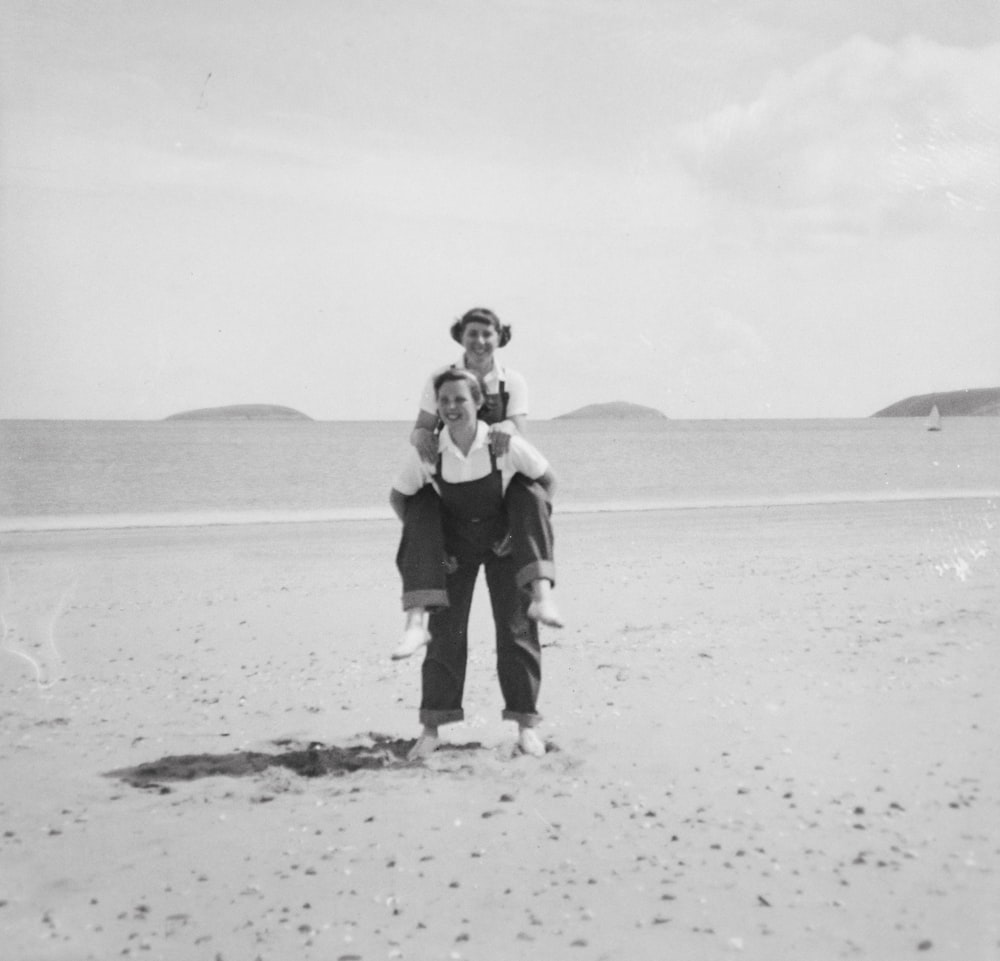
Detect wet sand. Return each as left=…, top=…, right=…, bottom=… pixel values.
left=1, top=499, right=998, bottom=960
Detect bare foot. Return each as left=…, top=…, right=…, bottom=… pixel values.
left=518, top=727, right=546, bottom=757
left=407, top=732, right=440, bottom=761
left=527, top=598, right=563, bottom=628
left=391, top=626, right=431, bottom=660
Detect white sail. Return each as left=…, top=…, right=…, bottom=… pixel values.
left=926, top=404, right=942, bottom=431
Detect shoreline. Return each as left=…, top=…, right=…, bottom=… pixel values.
left=2, top=488, right=997, bottom=534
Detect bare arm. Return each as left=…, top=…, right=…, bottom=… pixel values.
left=389, top=488, right=409, bottom=522
left=488, top=413, right=527, bottom=456
left=410, top=409, right=440, bottom=464
left=534, top=468, right=556, bottom=500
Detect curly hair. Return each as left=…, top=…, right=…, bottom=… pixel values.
left=449, top=307, right=512, bottom=348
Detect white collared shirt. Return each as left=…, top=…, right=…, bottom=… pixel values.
left=418, top=357, right=529, bottom=420
left=393, top=422, right=549, bottom=496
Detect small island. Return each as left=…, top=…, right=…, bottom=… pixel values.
left=166, top=404, right=313, bottom=421
left=554, top=401, right=667, bottom=420
left=872, top=387, right=1000, bottom=418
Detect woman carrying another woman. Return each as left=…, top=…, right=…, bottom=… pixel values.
left=390, top=368, right=556, bottom=759
left=392, top=307, right=561, bottom=661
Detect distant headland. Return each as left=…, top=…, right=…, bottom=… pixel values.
left=872, top=387, right=1000, bottom=418
left=166, top=404, right=312, bottom=421
left=554, top=401, right=667, bottom=420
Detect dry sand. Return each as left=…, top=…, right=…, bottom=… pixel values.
left=1, top=499, right=997, bottom=961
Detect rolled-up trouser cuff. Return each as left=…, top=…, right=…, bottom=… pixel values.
left=502, top=710, right=542, bottom=727
left=515, top=560, right=556, bottom=591
left=419, top=708, right=464, bottom=727
left=402, top=589, right=449, bottom=612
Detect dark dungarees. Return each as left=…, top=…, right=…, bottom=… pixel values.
left=418, top=449, right=542, bottom=728
left=396, top=379, right=556, bottom=611
left=476, top=377, right=510, bottom=427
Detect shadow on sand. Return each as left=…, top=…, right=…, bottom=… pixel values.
left=105, top=733, right=488, bottom=791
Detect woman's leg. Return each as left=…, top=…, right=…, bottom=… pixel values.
left=416, top=558, right=479, bottom=732
left=408, top=724, right=440, bottom=760
left=396, top=486, right=450, bottom=611
left=505, top=474, right=562, bottom=627
left=484, top=553, right=543, bottom=754
left=393, top=486, right=449, bottom=658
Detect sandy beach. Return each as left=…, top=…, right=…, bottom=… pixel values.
left=1, top=499, right=997, bottom=961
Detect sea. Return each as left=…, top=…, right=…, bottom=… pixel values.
left=1, top=418, right=998, bottom=532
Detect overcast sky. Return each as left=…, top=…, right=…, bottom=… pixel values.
left=2, top=0, right=998, bottom=420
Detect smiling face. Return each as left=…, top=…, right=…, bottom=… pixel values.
left=459, top=320, right=499, bottom=368
left=436, top=377, right=481, bottom=433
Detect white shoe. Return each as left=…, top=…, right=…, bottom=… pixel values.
left=407, top=733, right=440, bottom=761
left=392, top=626, right=431, bottom=660
left=527, top=599, right=564, bottom=628
left=518, top=727, right=546, bottom=757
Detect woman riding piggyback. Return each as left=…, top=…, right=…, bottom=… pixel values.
left=391, top=307, right=562, bottom=661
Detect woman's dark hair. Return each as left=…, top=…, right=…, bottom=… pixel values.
left=449, top=307, right=512, bottom=348
left=433, top=367, right=483, bottom=405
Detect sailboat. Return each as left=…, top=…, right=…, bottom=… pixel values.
left=925, top=404, right=942, bottom=431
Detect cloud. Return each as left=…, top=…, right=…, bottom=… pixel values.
left=676, top=36, right=1000, bottom=233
